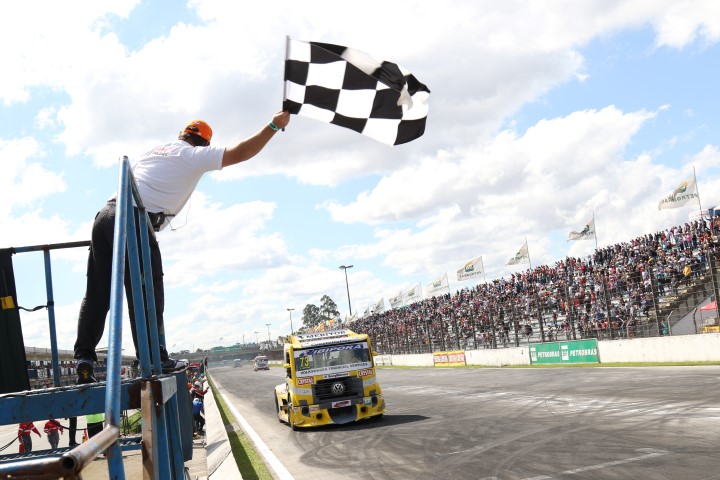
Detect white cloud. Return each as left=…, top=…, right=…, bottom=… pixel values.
left=5, top=1, right=720, bottom=351
left=0, top=1, right=138, bottom=105
left=323, top=106, right=655, bottom=224
left=158, top=192, right=290, bottom=288
left=651, top=1, right=720, bottom=48
left=0, top=138, right=72, bottom=244
left=687, top=145, right=720, bottom=172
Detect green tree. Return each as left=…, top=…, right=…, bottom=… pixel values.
left=301, top=296, right=340, bottom=330
left=320, top=295, right=339, bottom=321
left=302, top=304, right=321, bottom=329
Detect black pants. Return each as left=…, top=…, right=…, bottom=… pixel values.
left=69, top=417, right=77, bottom=445
left=74, top=200, right=167, bottom=362
left=193, top=413, right=205, bottom=432
left=87, top=421, right=103, bottom=439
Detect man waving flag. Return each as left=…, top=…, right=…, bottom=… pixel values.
left=283, top=38, right=430, bottom=145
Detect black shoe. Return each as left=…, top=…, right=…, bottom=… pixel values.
left=161, top=358, right=188, bottom=373
left=76, top=361, right=96, bottom=384
left=68, top=441, right=79, bottom=447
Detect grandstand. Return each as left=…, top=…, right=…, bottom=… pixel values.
left=25, top=347, right=136, bottom=389
left=349, top=218, right=720, bottom=354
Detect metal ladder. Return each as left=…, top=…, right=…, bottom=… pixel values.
left=0, top=156, right=192, bottom=479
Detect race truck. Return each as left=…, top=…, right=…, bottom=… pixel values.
left=274, top=329, right=385, bottom=430
left=253, top=355, right=269, bottom=371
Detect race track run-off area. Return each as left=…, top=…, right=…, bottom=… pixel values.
left=210, top=365, right=720, bottom=480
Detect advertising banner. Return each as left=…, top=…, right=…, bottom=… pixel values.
left=529, top=339, right=599, bottom=365
left=457, top=257, right=484, bottom=281
left=433, top=350, right=467, bottom=367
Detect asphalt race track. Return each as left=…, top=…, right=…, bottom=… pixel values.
left=210, top=365, right=720, bottom=480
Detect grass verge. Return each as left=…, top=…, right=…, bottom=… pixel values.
left=122, top=410, right=142, bottom=434
left=206, top=374, right=274, bottom=480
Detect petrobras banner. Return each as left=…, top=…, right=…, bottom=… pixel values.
left=658, top=174, right=699, bottom=210
left=403, top=282, right=423, bottom=305
left=427, top=273, right=450, bottom=296
left=457, top=256, right=484, bottom=281
left=529, top=339, right=599, bottom=365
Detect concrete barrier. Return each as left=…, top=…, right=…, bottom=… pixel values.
left=465, top=346, right=531, bottom=366
left=204, top=378, right=243, bottom=480
left=377, top=333, right=720, bottom=367
left=598, top=333, right=720, bottom=363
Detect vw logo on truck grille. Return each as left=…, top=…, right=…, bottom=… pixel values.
left=331, top=382, right=345, bottom=395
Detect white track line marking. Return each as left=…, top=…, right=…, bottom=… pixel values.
left=219, top=391, right=295, bottom=480
left=522, top=448, right=671, bottom=480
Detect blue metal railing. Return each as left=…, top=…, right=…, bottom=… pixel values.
left=11, top=240, right=91, bottom=389
left=0, top=156, right=190, bottom=479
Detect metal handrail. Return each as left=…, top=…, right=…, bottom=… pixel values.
left=1, top=156, right=187, bottom=479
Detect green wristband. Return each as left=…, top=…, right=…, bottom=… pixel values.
left=269, top=122, right=280, bottom=131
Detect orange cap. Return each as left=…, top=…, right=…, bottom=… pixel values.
left=182, top=120, right=212, bottom=143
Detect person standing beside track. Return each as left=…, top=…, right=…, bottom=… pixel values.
left=190, top=380, right=209, bottom=403
left=17, top=422, right=41, bottom=453
left=192, top=396, right=205, bottom=435
left=43, top=419, right=64, bottom=449
left=73, top=112, right=290, bottom=384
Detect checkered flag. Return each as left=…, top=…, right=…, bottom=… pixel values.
left=283, top=39, right=430, bottom=146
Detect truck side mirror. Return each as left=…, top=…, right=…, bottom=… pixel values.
left=283, top=363, right=291, bottom=369
left=372, top=352, right=379, bottom=357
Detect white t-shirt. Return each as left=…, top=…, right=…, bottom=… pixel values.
left=131, top=140, right=224, bottom=230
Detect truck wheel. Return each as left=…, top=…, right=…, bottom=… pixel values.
left=288, top=400, right=299, bottom=431
left=274, top=395, right=282, bottom=422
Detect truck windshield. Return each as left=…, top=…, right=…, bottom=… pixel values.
left=294, top=341, right=372, bottom=376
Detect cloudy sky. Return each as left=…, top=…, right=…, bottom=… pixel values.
left=3, top=0, right=720, bottom=355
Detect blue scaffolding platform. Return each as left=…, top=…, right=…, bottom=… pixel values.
left=0, top=157, right=193, bottom=479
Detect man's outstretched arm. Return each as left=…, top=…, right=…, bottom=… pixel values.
left=222, top=111, right=290, bottom=168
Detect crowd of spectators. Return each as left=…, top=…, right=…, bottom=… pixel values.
left=348, top=217, right=720, bottom=354
left=26, top=360, right=108, bottom=388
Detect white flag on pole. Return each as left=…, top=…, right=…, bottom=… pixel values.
left=427, top=273, right=450, bottom=297
left=568, top=217, right=596, bottom=241
left=388, top=291, right=403, bottom=309
left=507, top=241, right=530, bottom=266
left=402, top=283, right=423, bottom=305
left=658, top=175, right=699, bottom=210
left=457, top=256, right=484, bottom=281
left=372, top=297, right=385, bottom=314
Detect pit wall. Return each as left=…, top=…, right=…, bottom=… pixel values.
left=374, top=333, right=720, bottom=367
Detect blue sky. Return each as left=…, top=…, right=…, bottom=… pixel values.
left=3, top=1, right=720, bottom=354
